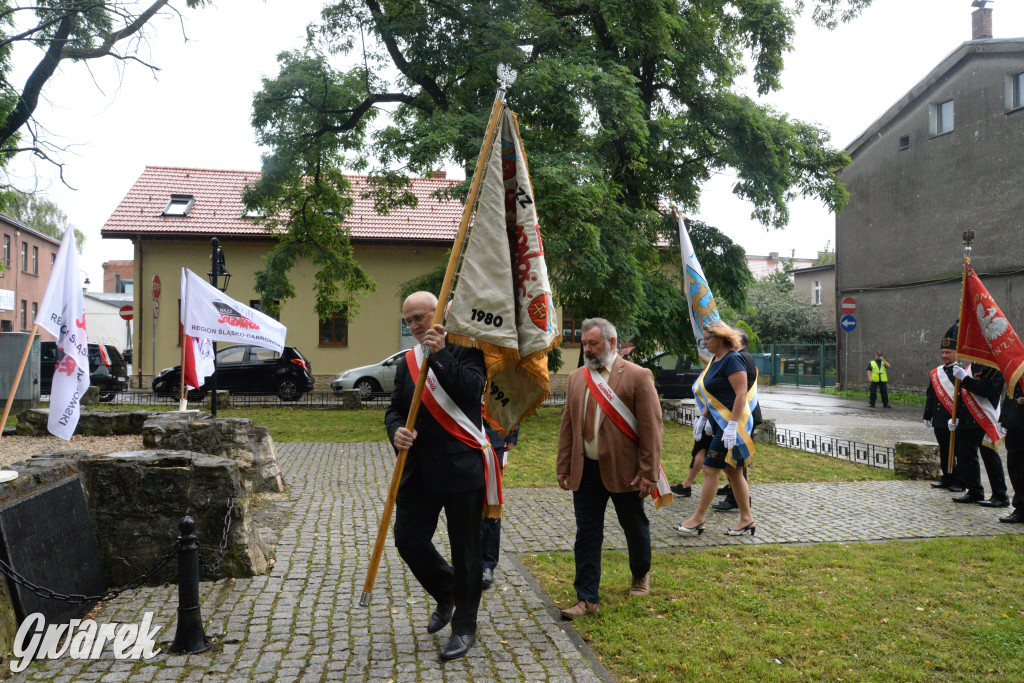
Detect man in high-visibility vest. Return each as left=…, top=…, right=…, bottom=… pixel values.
left=866, top=351, right=892, bottom=408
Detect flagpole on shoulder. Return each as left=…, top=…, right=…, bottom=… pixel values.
left=0, top=325, right=39, bottom=441
left=948, top=229, right=975, bottom=472
left=359, top=66, right=516, bottom=608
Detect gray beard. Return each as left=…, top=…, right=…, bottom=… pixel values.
left=584, top=348, right=616, bottom=371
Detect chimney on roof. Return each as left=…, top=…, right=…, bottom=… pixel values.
left=430, top=170, right=446, bottom=180
left=971, top=0, right=993, bottom=40
left=768, top=251, right=779, bottom=261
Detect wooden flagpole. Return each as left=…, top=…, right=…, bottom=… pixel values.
left=0, top=325, right=39, bottom=439
left=948, top=229, right=975, bottom=472
left=359, top=77, right=513, bottom=607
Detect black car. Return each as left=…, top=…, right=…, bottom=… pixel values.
left=151, top=344, right=314, bottom=401
left=639, top=351, right=703, bottom=399
left=40, top=341, right=130, bottom=402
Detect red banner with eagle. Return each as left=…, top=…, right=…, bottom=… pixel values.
left=957, top=265, right=1024, bottom=397
left=446, top=106, right=559, bottom=434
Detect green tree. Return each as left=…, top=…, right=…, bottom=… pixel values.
left=247, top=0, right=868, bottom=335
left=745, top=270, right=831, bottom=343
left=815, top=240, right=836, bottom=265
left=5, top=191, right=84, bottom=251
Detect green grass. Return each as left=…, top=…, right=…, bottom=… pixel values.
left=821, top=387, right=927, bottom=405
left=523, top=535, right=1024, bottom=682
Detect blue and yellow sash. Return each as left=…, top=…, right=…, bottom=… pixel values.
left=692, top=359, right=758, bottom=467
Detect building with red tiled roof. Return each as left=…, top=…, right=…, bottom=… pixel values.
left=101, top=166, right=465, bottom=387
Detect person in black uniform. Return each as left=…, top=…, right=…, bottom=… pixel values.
left=924, top=327, right=966, bottom=491
left=947, top=363, right=1004, bottom=505
left=481, top=423, right=519, bottom=589
left=385, top=291, right=487, bottom=661
left=713, top=330, right=762, bottom=511
left=999, top=385, right=1024, bottom=523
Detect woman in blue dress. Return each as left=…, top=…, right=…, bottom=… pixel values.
left=674, top=321, right=757, bottom=536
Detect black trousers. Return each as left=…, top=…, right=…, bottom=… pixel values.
left=571, top=457, right=651, bottom=603
left=1006, top=430, right=1024, bottom=513
left=979, top=444, right=1008, bottom=499
left=869, top=381, right=889, bottom=407
left=933, top=426, right=964, bottom=487
left=954, top=427, right=985, bottom=499
left=394, top=483, right=485, bottom=636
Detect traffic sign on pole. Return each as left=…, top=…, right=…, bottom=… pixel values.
left=119, top=305, right=133, bottom=321
left=152, top=274, right=162, bottom=300
left=840, top=314, right=857, bottom=332
left=840, top=296, right=857, bottom=315
left=152, top=299, right=160, bottom=320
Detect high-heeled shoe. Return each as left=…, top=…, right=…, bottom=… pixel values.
left=724, top=521, right=756, bottom=536
left=673, top=521, right=705, bottom=535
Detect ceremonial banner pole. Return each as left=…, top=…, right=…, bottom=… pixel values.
left=359, top=67, right=516, bottom=607
left=0, top=325, right=39, bottom=440
left=948, top=229, right=975, bottom=472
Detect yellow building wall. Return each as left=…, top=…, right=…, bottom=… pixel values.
left=131, top=237, right=448, bottom=387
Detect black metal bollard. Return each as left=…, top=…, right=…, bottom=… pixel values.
left=170, top=516, right=211, bottom=653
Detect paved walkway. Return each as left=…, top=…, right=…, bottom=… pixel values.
left=12, top=441, right=1023, bottom=683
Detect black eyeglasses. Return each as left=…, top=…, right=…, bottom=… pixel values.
left=404, top=309, right=436, bottom=327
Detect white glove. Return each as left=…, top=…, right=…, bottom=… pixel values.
left=947, top=418, right=957, bottom=432
left=693, top=416, right=708, bottom=439
left=704, top=418, right=714, bottom=436
left=923, top=419, right=930, bottom=427
left=951, top=364, right=968, bottom=381
left=723, top=420, right=738, bottom=450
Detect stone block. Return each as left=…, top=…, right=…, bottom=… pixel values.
left=340, top=390, right=362, bottom=410
left=141, top=413, right=284, bottom=493
left=894, top=440, right=941, bottom=480
left=14, top=408, right=153, bottom=437
left=204, top=390, right=231, bottom=409
left=752, top=419, right=776, bottom=444
left=80, top=385, right=101, bottom=406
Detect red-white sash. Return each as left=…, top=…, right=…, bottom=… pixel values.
left=930, top=364, right=1005, bottom=447
left=406, top=346, right=503, bottom=518
left=583, top=367, right=673, bottom=508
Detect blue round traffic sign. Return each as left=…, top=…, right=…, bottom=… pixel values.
left=840, top=314, right=857, bottom=332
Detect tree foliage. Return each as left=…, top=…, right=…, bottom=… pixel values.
left=744, top=270, right=831, bottom=343
left=249, top=0, right=870, bottom=338
left=0, top=0, right=211, bottom=184
left=5, top=190, right=84, bottom=251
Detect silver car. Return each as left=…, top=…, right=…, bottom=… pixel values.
left=331, top=350, right=406, bottom=397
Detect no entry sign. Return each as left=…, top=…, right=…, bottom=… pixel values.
left=119, top=305, right=133, bottom=321
left=152, top=274, right=162, bottom=300
left=840, top=296, right=857, bottom=315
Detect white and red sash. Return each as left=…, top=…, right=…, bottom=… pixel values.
left=930, top=364, right=1005, bottom=448
left=583, top=367, right=674, bottom=509
left=406, top=346, right=503, bottom=518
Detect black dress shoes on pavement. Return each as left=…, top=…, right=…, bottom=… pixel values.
left=952, top=493, right=984, bottom=504
left=999, top=511, right=1024, bottom=524
left=670, top=484, right=692, bottom=497
left=717, top=486, right=731, bottom=496
left=931, top=481, right=950, bottom=489
left=977, top=497, right=1011, bottom=508
left=482, top=567, right=494, bottom=589
left=426, top=602, right=454, bottom=634
left=439, top=633, right=476, bottom=661
left=712, top=499, right=738, bottom=511
left=947, top=486, right=967, bottom=493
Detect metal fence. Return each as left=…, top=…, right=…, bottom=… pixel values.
left=769, top=341, right=837, bottom=388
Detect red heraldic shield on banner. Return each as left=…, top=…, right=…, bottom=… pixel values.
left=957, top=265, right=1024, bottom=396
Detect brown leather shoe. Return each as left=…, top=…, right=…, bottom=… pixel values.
left=629, top=572, right=650, bottom=596
left=559, top=600, right=598, bottom=620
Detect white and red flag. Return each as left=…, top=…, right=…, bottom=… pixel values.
left=179, top=269, right=215, bottom=389
left=34, top=228, right=89, bottom=440
left=957, top=265, right=1024, bottom=397
left=181, top=268, right=287, bottom=353
left=446, top=106, right=560, bottom=434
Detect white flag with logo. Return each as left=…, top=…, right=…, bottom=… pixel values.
left=181, top=269, right=286, bottom=353
left=180, top=269, right=215, bottom=389
left=446, top=106, right=560, bottom=434
left=676, top=211, right=721, bottom=363
left=34, top=228, right=89, bottom=440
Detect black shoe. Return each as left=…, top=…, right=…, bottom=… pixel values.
left=868, top=404, right=875, bottom=408
left=977, top=497, right=1010, bottom=508
left=670, top=484, right=692, bottom=497
left=717, top=486, right=731, bottom=496
left=947, top=486, right=966, bottom=493
left=427, top=602, right=454, bottom=634
left=712, top=499, right=738, bottom=511
left=952, top=494, right=984, bottom=504
left=439, top=633, right=476, bottom=661
left=931, top=481, right=951, bottom=489
left=883, top=405, right=891, bottom=409
left=481, top=567, right=494, bottom=589
left=999, top=511, right=1024, bottom=524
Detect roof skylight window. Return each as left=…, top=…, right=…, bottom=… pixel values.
left=162, top=194, right=195, bottom=217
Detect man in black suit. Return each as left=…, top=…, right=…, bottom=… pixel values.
left=385, top=291, right=487, bottom=661
left=999, top=386, right=1024, bottom=523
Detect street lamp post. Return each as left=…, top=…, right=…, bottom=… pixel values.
left=207, top=238, right=230, bottom=417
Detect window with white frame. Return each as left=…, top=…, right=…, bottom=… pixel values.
left=161, top=194, right=195, bottom=217
left=812, top=280, right=822, bottom=305
left=1012, top=72, right=1024, bottom=110
left=933, top=99, right=954, bottom=135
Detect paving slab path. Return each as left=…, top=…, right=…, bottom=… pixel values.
left=11, top=441, right=1023, bottom=683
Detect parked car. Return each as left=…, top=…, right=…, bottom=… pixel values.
left=40, top=341, right=130, bottom=402
left=638, top=351, right=703, bottom=399
left=151, top=344, right=314, bottom=401
left=332, top=350, right=406, bottom=398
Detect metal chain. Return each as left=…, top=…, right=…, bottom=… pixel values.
left=198, top=497, right=234, bottom=575
left=0, top=540, right=179, bottom=605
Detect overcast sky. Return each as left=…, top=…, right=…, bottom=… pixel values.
left=8, top=0, right=1023, bottom=286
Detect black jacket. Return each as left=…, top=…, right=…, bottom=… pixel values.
left=385, top=343, right=487, bottom=493
left=1000, top=385, right=1024, bottom=434
left=924, top=364, right=1003, bottom=431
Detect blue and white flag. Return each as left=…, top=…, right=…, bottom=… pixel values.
left=675, top=211, right=720, bottom=363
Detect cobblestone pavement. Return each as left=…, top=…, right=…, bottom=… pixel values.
left=12, top=441, right=1024, bottom=682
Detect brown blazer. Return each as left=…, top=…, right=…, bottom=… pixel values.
left=556, top=355, right=663, bottom=493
